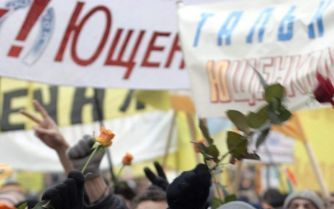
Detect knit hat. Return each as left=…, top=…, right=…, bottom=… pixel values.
left=283, top=191, right=324, bottom=209
left=217, top=201, right=256, bottom=209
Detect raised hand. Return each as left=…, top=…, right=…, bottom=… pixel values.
left=167, top=164, right=211, bottom=209
left=144, top=161, right=169, bottom=191
left=20, top=100, right=68, bottom=151
left=67, top=135, right=105, bottom=179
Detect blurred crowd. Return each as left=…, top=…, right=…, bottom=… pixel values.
left=0, top=100, right=333, bottom=209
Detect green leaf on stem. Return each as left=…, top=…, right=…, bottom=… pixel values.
left=31, top=201, right=55, bottom=209
left=243, top=153, right=261, bottom=160
left=256, top=128, right=271, bottom=148
left=225, top=194, right=237, bottom=203
left=227, top=131, right=248, bottom=159
left=267, top=99, right=291, bottom=124
left=211, top=197, right=224, bottom=209
left=250, top=66, right=267, bottom=87
left=226, top=110, right=250, bottom=133
left=199, top=119, right=214, bottom=144
left=265, top=84, right=285, bottom=102
left=207, top=144, right=220, bottom=161
left=196, top=142, right=220, bottom=162
left=246, top=106, right=268, bottom=129
left=196, top=142, right=207, bottom=154
left=17, top=202, right=27, bottom=209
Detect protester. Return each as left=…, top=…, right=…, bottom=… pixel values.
left=144, top=161, right=169, bottom=191
left=42, top=171, right=84, bottom=209
left=113, top=181, right=136, bottom=208
left=166, top=164, right=211, bottom=209
left=20, top=100, right=72, bottom=174
left=327, top=193, right=334, bottom=209
left=261, top=188, right=286, bottom=209
left=283, top=191, right=325, bottom=209
left=21, top=101, right=128, bottom=209
left=0, top=182, right=26, bottom=209
left=217, top=201, right=256, bottom=209
left=133, top=185, right=167, bottom=209
left=67, top=136, right=128, bottom=209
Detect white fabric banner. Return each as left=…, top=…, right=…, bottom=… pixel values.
left=178, top=0, right=334, bottom=117
left=0, top=111, right=177, bottom=171
left=0, top=0, right=189, bottom=89
left=257, top=131, right=295, bottom=164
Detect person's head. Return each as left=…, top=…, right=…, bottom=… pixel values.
left=134, top=186, right=167, bottom=209
left=327, top=193, right=334, bottom=209
left=0, top=182, right=25, bottom=209
left=283, top=191, right=324, bottom=209
left=262, top=188, right=286, bottom=209
left=217, top=201, right=256, bottom=209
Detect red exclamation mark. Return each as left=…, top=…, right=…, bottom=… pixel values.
left=0, top=8, right=9, bottom=19
left=8, top=0, right=50, bottom=58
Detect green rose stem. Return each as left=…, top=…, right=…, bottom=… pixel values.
left=205, top=160, right=224, bottom=203
left=116, top=165, right=125, bottom=180
left=81, top=146, right=101, bottom=174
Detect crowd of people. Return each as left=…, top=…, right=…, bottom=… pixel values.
left=0, top=100, right=332, bottom=209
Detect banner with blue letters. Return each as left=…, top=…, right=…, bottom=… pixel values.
left=178, top=0, right=334, bottom=117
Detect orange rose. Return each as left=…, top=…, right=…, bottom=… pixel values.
left=122, top=153, right=133, bottom=166
left=96, top=128, right=115, bottom=147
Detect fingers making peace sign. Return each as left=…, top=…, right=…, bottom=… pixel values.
left=144, top=161, right=169, bottom=191
left=19, top=100, right=69, bottom=152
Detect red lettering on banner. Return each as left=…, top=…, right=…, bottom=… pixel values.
left=104, top=29, right=145, bottom=79
left=294, top=53, right=315, bottom=93
left=142, top=32, right=171, bottom=68
left=317, top=48, right=334, bottom=80
left=72, top=6, right=112, bottom=65
left=55, top=2, right=112, bottom=66
left=8, top=0, right=50, bottom=57
left=0, top=9, right=8, bottom=19
left=55, top=2, right=85, bottom=61
left=229, top=61, right=255, bottom=105
left=164, top=34, right=185, bottom=69
left=281, top=55, right=299, bottom=97
left=206, top=60, right=231, bottom=103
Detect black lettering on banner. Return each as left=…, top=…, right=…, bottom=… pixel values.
left=1, top=89, right=27, bottom=131
left=34, top=86, right=59, bottom=124
left=71, top=88, right=105, bottom=124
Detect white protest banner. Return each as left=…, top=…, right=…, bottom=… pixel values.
left=0, top=111, right=177, bottom=171
left=0, top=0, right=188, bottom=89
left=257, top=131, right=295, bottom=164
left=178, top=0, right=334, bottom=117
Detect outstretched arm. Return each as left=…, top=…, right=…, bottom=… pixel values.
left=20, top=100, right=72, bottom=174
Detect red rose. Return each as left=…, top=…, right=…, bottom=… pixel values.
left=313, top=72, right=334, bottom=107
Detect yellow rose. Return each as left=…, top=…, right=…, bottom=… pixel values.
left=0, top=164, right=13, bottom=180
left=122, top=153, right=133, bottom=166
left=96, top=128, right=115, bottom=147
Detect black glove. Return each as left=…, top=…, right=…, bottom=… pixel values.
left=167, top=164, right=211, bottom=209
left=144, top=161, right=169, bottom=191
left=42, top=171, right=84, bottom=209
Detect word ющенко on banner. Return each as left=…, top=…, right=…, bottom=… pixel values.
left=0, top=0, right=186, bottom=89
